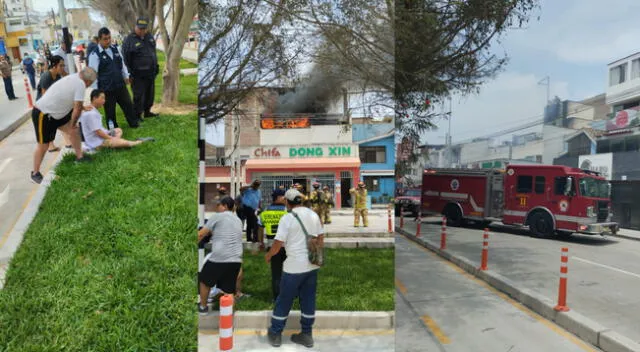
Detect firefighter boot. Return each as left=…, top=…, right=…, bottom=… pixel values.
left=362, top=209, right=369, bottom=227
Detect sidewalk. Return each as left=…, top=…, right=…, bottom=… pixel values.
left=156, top=40, right=197, bottom=64
left=0, top=68, right=35, bottom=141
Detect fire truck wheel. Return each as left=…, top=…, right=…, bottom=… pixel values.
left=443, top=204, right=463, bottom=227
left=529, top=212, right=554, bottom=238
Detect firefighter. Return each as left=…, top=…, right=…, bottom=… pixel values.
left=257, top=189, right=289, bottom=301
left=309, top=182, right=324, bottom=222
left=296, top=183, right=312, bottom=208
left=322, top=185, right=334, bottom=224
left=350, top=182, right=368, bottom=227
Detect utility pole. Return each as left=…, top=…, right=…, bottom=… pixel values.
left=57, top=0, right=75, bottom=74
left=23, top=0, right=35, bottom=50
left=538, top=76, right=550, bottom=106
left=446, top=97, right=453, bottom=167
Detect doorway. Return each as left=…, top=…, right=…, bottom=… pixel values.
left=341, top=178, right=352, bottom=208
left=293, top=178, right=308, bottom=194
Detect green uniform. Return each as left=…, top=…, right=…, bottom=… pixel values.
left=310, top=188, right=324, bottom=222
left=350, top=188, right=368, bottom=227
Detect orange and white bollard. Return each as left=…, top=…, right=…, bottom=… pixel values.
left=479, top=228, right=489, bottom=270
left=416, top=212, right=422, bottom=238
left=554, top=247, right=570, bottom=312
left=23, top=76, right=34, bottom=108
left=440, top=217, right=447, bottom=250
left=387, top=204, right=393, bottom=233
left=219, top=294, right=234, bottom=351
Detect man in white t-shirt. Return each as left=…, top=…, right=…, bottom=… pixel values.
left=30, top=67, right=97, bottom=184
left=80, top=89, right=153, bottom=150
left=265, top=189, right=324, bottom=348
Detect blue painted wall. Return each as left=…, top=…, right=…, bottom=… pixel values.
left=357, top=133, right=396, bottom=202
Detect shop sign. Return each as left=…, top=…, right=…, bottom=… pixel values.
left=254, top=147, right=281, bottom=157
left=252, top=145, right=354, bottom=158
left=579, top=153, right=612, bottom=180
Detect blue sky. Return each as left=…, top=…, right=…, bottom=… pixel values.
left=423, top=0, right=640, bottom=145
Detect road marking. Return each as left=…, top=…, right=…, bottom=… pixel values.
left=420, top=314, right=451, bottom=344
left=395, top=278, right=408, bottom=295
left=398, top=234, right=598, bottom=352
left=0, top=158, right=12, bottom=174
left=0, top=152, right=58, bottom=249
left=199, top=329, right=395, bottom=336
left=0, top=185, right=10, bottom=208
left=573, top=257, right=640, bottom=280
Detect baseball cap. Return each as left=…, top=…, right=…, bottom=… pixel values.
left=136, top=17, right=149, bottom=29
left=285, top=189, right=303, bottom=203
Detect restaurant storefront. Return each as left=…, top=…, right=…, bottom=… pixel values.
left=245, top=144, right=361, bottom=209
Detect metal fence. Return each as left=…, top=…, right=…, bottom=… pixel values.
left=257, top=174, right=337, bottom=207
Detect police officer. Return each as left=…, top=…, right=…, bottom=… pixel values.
left=122, top=17, right=160, bottom=122
left=88, top=27, right=140, bottom=129
left=257, top=189, right=288, bottom=301
left=350, top=182, right=368, bottom=227
left=322, top=185, right=334, bottom=224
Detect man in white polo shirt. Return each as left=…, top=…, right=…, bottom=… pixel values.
left=30, top=67, right=97, bottom=184
left=265, top=189, right=324, bottom=348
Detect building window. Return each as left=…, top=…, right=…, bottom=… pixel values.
left=363, top=176, right=381, bottom=192
left=535, top=176, right=545, bottom=194
left=609, top=63, right=627, bottom=86
left=9, top=20, right=21, bottom=26
left=360, top=146, right=386, bottom=164
left=632, top=59, right=640, bottom=80
left=516, top=175, right=533, bottom=193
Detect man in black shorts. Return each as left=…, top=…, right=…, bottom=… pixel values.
left=197, top=197, right=244, bottom=315
left=30, top=67, right=97, bottom=184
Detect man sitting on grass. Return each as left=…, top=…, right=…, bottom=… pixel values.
left=80, top=89, right=154, bottom=150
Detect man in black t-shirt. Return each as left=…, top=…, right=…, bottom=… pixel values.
left=36, top=55, right=70, bottom=152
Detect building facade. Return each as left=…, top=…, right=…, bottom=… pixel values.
left=353, top=117, right=395, bottom=204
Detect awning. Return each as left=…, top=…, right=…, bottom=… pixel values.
left=245, top=157, right=361, bottom=170
left=361, top=170, right=394, bottom=176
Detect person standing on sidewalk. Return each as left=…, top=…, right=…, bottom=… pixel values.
left=309, top=182, right=324, bottom=224
left=242, top=180, right=262, bottom=243
left=36, top=55, right=70, bottom=153
left=52, top=33, right=73, bottom=76
left=22, top=53, right=37, bottom=89
left=266, top=188, right=324, bottom=348
left=350, top=182, right=369, bottom=227
left=0, top=55, right=18, bottom=100
left=322, top=185, right=334, bottom=224
left=30, top=67, right=96, bottom=184
left=258, top=189, right=288, bottom=301
left=122, top=17, right=160, bottom=122
left=88, top=27, right=140, bottom=129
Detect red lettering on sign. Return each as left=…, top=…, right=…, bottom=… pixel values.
left=254, top=147, right=281, bottom=157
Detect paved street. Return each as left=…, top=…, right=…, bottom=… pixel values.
left=397, top=218, right=640, bottom=345
left=0, top=69, right=35, bottom=140
left=395, top=234, right=601, bottom=352
left=198, top=329, right=394, bottom=351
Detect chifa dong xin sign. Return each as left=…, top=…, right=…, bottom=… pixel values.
left=253, top=145, right=354, bottom=158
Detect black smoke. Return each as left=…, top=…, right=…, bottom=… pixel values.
left=274, top=66, right=344, bottom=114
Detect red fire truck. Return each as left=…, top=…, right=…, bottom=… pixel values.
left=420, top=165, right=618, bottom=237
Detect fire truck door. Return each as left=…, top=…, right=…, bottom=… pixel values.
left=488, top=174, right=504, bottom=218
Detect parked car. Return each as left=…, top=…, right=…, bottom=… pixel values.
left=395, top=188, right=421, bottom=216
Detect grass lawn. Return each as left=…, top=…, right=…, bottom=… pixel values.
left=0, top=59, right=198, bottom=351
left=236, top=248, right=394, bottom=311
left=157, top=50, right=198, bottom=70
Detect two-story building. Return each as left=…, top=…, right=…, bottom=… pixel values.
left=205, top=86, right=361, bottom=209
left=352, top=117, right=395, bottom=204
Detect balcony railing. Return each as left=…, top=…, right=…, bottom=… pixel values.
left=260, top=113, right=347, bottom=129
left=205, top=157, right=231, bottom=167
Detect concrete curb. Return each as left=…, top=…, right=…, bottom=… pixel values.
left=242, top=239, right=393, bottom=250
left=326, top=232, right=393, bottom=238
left=396, top=227, right=640, bottom=352
left=199, top=311, right=394, bottom=330
left=0, top=108, right=30, bottom=142
left=609, top=232, right=640, bottom=243
left=0, top=150, right=68, bottom=267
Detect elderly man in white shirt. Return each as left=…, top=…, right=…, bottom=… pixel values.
left=87, top=27, right=140, bottom=129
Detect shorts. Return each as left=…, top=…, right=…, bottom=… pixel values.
left=32, top=108, right=72, bottom=144
left=199, top=261, right=241, bottom=294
